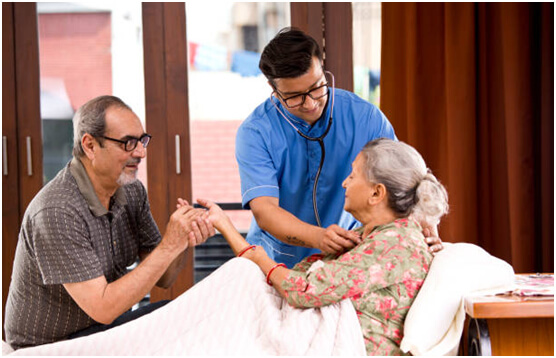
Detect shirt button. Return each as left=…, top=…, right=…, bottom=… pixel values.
left=113, top=241, right=117, bottom=246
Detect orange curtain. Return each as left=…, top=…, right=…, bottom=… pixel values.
left=381, top=2, right=553, bottom=272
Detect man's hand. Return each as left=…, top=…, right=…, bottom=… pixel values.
left=177, top=198, right=216, bottom=247
left=162, top=200, right=215, bottom=254
left=318, top=224, right=362, bottom=255
left=423, top=225, right=443, bottom=254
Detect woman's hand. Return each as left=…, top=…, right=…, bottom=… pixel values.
left=195, top=198, right=232, bottom=231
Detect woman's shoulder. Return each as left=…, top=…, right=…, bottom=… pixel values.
left=363, top=218, right=428, bottom=252
left=370, top=218, right=421, bottom=236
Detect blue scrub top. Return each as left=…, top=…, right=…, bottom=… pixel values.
left=235, top=88, right=397, bottom=268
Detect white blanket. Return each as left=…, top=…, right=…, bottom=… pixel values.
left=8, top=258, right=366, bottom=356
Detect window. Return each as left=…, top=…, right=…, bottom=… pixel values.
left=186, top=2, right=290, bottom=282
left=38, top=2, right=148, bottom=306
left=37, top=2, right=147, bottom=186
left=352, top=2, right=381, bottom=107
left=186, top=2, right=290, bottom=232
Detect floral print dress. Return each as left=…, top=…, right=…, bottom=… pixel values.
left=281, top=218, right=433, bottom=355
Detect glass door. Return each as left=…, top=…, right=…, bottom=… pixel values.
left=37, top=2, right=147, bottom=187
left=37, top=2, right=148, bottom=307
left=185, top=2, right=290, bottom=282
left=352, top=2, right=382, bottom=107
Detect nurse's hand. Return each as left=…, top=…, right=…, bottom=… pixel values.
left=319, top=225, right=362, bottom=255
left=422, top=225, right=443, bottom=254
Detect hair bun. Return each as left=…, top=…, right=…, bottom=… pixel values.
left=423, top=171, right=439, bottom=184
left=413, top=172, right=449, bottom=227
left=360, top=138, right=449, bottom=227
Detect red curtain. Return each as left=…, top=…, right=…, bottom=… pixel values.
left=381, top=2, right=553, bottom=272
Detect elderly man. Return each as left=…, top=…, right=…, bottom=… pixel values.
left=4, top=95, right=214, bottom=349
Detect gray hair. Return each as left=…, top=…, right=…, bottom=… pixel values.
left=72, top=95, right=132, bottom=158
left=360, top=138, right=449, bottom=227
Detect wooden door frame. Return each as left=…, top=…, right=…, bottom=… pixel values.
left=142, top=2, right=194, bottom=301
left=2, top=2, right=43, bottom=339
left=291, top=2, right=354, bottom=91
left=2, top=2, right=19, bottom=340
left=13, top=3, right=43, bottom=212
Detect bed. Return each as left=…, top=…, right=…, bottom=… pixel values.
left=3, top=242, right=514, bottom=355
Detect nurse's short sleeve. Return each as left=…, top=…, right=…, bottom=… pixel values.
left=236, top=124, right=280, bottom=208
left=31, top=207, right=103, bottom=285
left=370, top=105, right=397, bottom=141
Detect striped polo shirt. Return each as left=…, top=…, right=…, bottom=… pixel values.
left=4, top=157, right=161, bottom=349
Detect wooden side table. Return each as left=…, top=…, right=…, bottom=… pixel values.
left=462, top=274, right=554, bottom=356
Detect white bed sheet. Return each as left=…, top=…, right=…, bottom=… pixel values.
left=8, top=258, right=366, bottom=356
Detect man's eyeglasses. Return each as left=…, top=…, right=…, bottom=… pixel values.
left=274, top=83, right=329, bottom=108
left=101, top=133, right=152, bottom=152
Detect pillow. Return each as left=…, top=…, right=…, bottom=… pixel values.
left=400, top=242, right=515, bottom=356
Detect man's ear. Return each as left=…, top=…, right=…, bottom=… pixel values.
left=81, top=133, right=97, bottom=160
left=368, top=183, right=387, bottom=205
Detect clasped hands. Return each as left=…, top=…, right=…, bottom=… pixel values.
left=161, top=198, right=215, bottom=253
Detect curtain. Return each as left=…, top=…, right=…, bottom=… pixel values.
left=381, top=2, right=553, bottom=273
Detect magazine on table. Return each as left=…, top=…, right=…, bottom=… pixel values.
left=511, top=273, right=554, bottom=297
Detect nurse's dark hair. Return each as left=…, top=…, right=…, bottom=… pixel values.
left=72, top=95, right=132, bottom=158
left=259, top=27, right=323, bottom=87
left=360, top=138, right=449, bottom=227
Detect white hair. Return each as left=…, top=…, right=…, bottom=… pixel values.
left=360, top=138, right=449, bottom=227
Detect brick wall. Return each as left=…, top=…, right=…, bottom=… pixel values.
left=191, top=120, right=252, bottom=230
left=38, top=12, right=112, bottom=109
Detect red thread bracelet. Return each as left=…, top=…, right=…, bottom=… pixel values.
left=237, top=245, right=256, bottom=257
left=266, top=263, right=287, bottom=286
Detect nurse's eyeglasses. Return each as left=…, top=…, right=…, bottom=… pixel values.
left=274, top=83, right=329, bottom=108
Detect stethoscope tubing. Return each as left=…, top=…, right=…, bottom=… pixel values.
left=270, top=71, right=335, bottom=227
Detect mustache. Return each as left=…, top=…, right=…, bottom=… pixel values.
left=125, top=158, right=141, bottom=166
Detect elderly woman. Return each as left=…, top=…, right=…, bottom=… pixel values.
left=196, top=138, right=449, bottom=355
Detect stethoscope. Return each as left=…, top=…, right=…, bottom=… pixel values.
left=270, top=71, right=335, bottom=227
